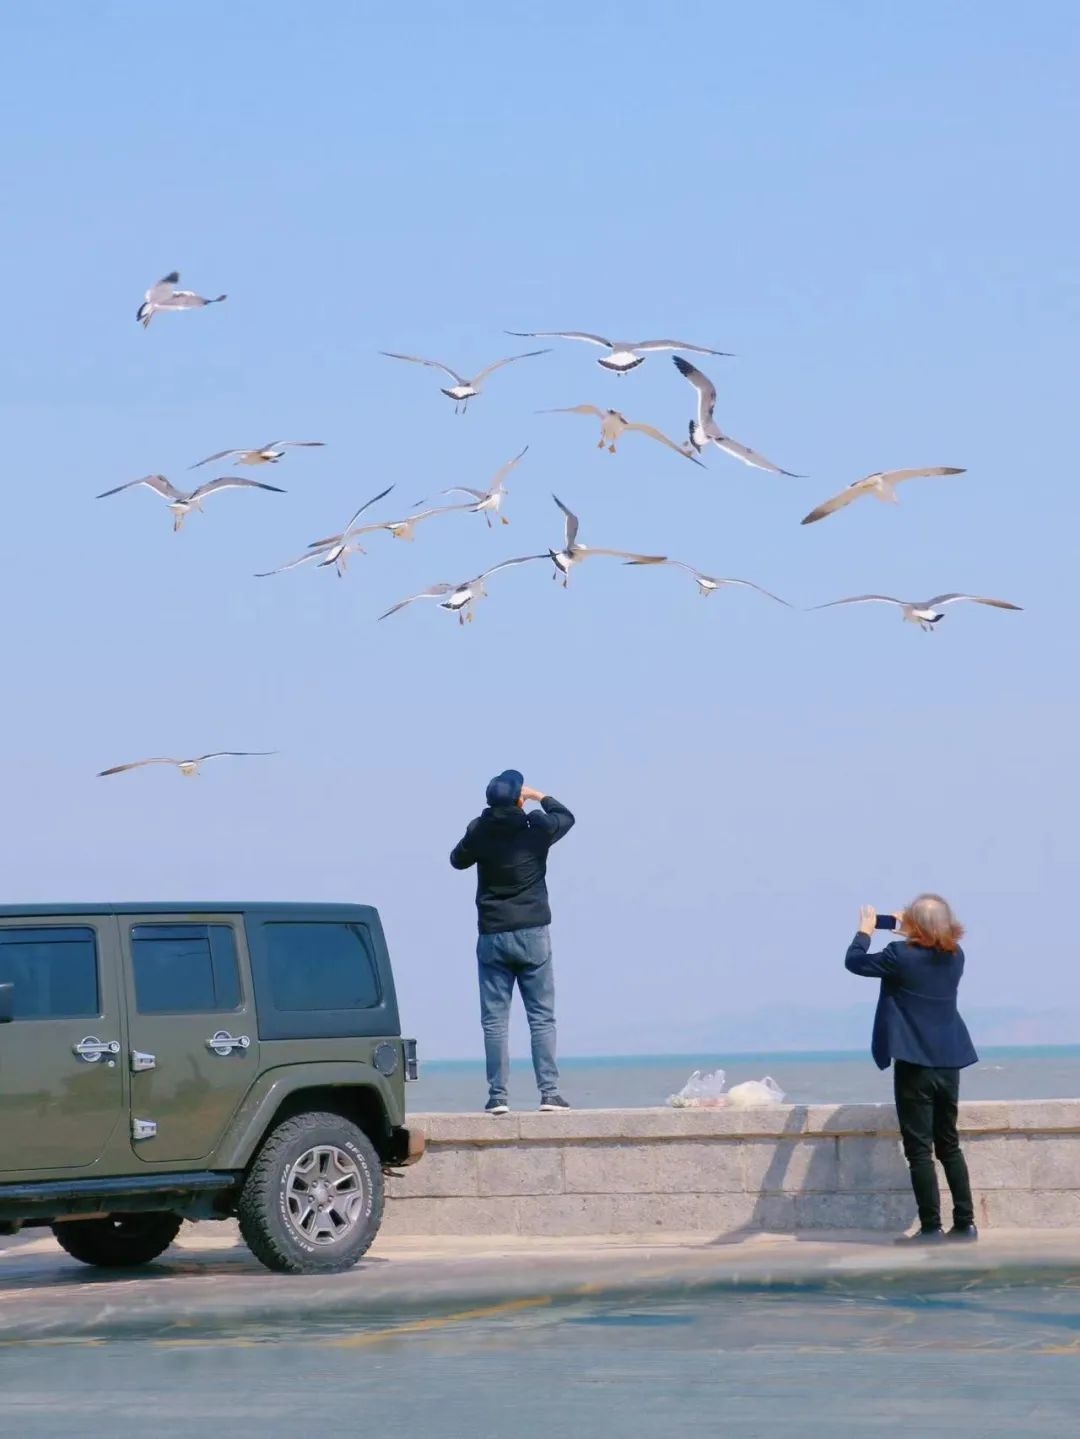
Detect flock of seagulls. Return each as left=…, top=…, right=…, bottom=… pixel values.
left=96, top=269, right=1022, bottom=777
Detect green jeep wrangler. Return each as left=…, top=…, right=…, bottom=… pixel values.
left=0, top=903, right=423, bottom=1274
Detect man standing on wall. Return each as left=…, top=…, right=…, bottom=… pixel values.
left=450, top=770, right=575, bottom=1115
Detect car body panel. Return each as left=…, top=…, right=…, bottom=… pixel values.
left=0, top=915, right=128, bottom=1174
left=0, top=903, right=415, bottom=1201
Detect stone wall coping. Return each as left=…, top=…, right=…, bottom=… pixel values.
left=408, top=1099, right=1080, bottom=1144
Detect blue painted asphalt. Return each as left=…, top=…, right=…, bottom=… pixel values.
left=1, top=1281, right=1077, bottom=1436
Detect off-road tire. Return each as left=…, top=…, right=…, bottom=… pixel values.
left=51, top=1212, right=183, bottom=1268
left=237, top=1111, right=384, bottom=1275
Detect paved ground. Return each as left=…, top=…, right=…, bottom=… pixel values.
left=1, top=1226, right=1077, bottom=1435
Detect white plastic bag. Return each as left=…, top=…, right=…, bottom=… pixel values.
left=724, top=1076, right=786, bottom=1109
left=667, top=1068, right=727, bottom=1109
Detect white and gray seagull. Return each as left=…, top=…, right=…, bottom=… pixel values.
left=624, top=559, right=791, bottom=605
left=136, top=271, right=226, bottom=328
left=811, top=593, right=1022, bottom=633
left=549, top=495, right=666, bottom=587
left=800, top=467, right=966, bottom=525
left=538, top=405, right=704, bottom=465
left=507, top=330, right=732, bottom=375
left=97, top=474, right=284, bottom=532
left=378, top=556, right=547, bottom=627
left=255, top=484, right=394, bottom=578
left=672, top=356, right=804, bottom=476
left=379, top=348, right=551, bottom=412
left=98, top=752, right=276, bottom=779
left=190, top=441, right=325, bottom=470
left=413, top=446, right=529, bottom=527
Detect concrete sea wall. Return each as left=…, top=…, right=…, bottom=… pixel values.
left=386, top=1101, right=1080, bottom=1235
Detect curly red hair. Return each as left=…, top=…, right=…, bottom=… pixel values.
left=901, top=893, right=965, bottom=953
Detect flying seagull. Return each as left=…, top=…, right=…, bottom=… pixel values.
left=413, top=446, right=529, bottom=527
left=97, top=474, right=284, bottom=531
left=255, top=484, right=395, bottom=578
left=379, top=348, right=551, bottom=413
left=378, top=556, right=547, bottom=626
left=549, top=495, right=666, bottom=586
left=811, top=593, right=1022, bottom=633
left=800, top=467, right=966, bottom=525
left=625, top=559, right=791, bottom=604
left=137, top=272, right=226, bottom=329
left=538, top=405, right=704, bottom=465
left=672, top=356, right=803, bottom=476
left=98, top=752, right=275, bottom=778
left=507, top=330, right=732, bottom=375
left=307, top=499, right=474, bottom=553
left=190, top=441, right=325, bottom=470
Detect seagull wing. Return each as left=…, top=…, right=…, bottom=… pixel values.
left=406, top=503, right=475, bottom=525
left=811, top=595, right=906, bottom=610
left=505, top=330, right=613, bottom=348
left=865, top=466, right=967, bottom=486
left=624, top=420, right=706, bottom=463
left=488, top=444, right=529, bottom=494
left=146, top=272, right=180, bottom=302
left=98, top=758, right=180, bottom=776
left=631, top=339, right=733, bottom=356
left=343, top=483, right=395, bottom=532
left=474, top=555, right=548, bottom=583
left=625, top=557, right=700, bottom=574
left=265, top=441, right=326, bottom=451
left=189, top=476, right=286, bottom=500
left=414, top=487, right=487, bottom=506
left=378, top=585, right=456, bottom=621
left=189, top=448, right=245, bottom=470
left=583, top=549, right=668, bottom=563
left=925, top=594, right=1023, bottom=611
left=379, top=351, right=467, bottom=384
left=800, top=485, right=869, bottom=525
left=712, top=432, right=803, bottom=477
left=96, top=474, right=183, bottom=502
left=538, top=404, right=604, bottom=418
left=194, top=751, right=277, bottom=762
left=672, top=355, right=716, bottom=428
left=552, top=494, right=580, bottom=550
left=470, top=351, right=551, bottom=384
left=704, top=577, right=792, bottom=605
left=255, top=546, right=334, bottom=578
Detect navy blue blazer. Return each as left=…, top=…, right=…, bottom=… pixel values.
left=845, top=932, right=978, bottom=1072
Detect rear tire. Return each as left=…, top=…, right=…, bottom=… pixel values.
left=51, top=1212, right=183, bottom=1268
left=237, top=1111, right=384, bottom=1275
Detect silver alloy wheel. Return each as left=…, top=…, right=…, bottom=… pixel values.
left=284, top=1145, right=367, bottom=1246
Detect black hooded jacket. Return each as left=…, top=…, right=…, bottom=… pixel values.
left=450, top=797, right=575, bottom=935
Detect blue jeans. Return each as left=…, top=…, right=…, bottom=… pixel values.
left=477, top=926, right=559, bottom=1103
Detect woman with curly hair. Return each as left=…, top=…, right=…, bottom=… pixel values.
left=846, top=894, right=979, bottom=1242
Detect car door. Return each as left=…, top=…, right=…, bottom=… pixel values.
left=0, top=916, right=126, bottom=1173
left=117, top=915, right=260, bottom=1163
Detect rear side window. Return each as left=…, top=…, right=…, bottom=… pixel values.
left=263, top=923, right=380, bottom=1012
left=0, top=927, right=99, bottom=1019
left=131, top=924, right=242, bottom=1014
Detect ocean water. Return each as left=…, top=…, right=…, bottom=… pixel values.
left=408, top=1047, right=1080, bottom=1113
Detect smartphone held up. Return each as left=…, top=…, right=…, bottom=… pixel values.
left=875, top=914, right=898, bottom=930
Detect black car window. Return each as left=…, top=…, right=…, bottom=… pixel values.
left=0, top=926, right=99, bottom=1019
left=263, top=923, right=380, bottom=1012
left=131, top=924, right=242, bottom=1014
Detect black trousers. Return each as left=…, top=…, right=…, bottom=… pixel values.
left=893, top=1060, right=975, bottom=1230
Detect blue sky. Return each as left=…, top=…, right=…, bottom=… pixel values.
left=1, top=2, right=1077, bottom=1057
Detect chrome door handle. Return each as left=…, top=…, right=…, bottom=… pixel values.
left=206, top=1030, right=250, bottom=1057
left=73, top=1036, right=121, bottom=1063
